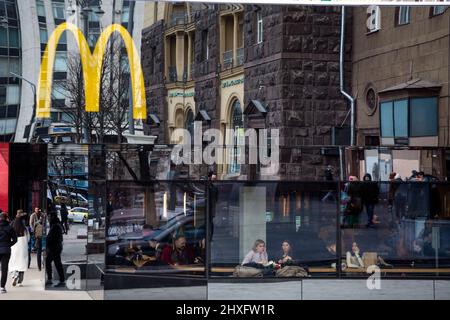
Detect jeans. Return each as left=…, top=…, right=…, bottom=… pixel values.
left=365, top=203, right=375, bottom=226
left=35, top=238, right=43, bottom=270
left=46, top=250, right=65, bottom=282
left=0, top=253, right=10, bottom=288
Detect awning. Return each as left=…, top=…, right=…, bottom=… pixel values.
left=379, top=78, right=441, bottom=94
left=244, top=100, right=268, bottom=116
left=147, top=113, right=161, bottom=126
left=195, top=109, right=211, bottom=122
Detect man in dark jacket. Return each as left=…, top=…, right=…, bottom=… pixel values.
left=0, top=212, right=17, bottom=293
left=361, top=173, right=380, bottom=228
left=45, top=214, right=65, bottom=287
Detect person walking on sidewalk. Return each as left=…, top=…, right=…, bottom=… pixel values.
left=60, top=203, right=69, bottom=235
left=45, top=214, right=65, bottom=287
left=29, top=208, right=45, bottom=271
left=8, top=210, right=30, bottom=287
left=0, top=212, right=17, bottom=293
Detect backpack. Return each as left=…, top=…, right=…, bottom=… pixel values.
left=275, top=266, right=309, bottom=278
left=34, top=217, right=43, bottom=239
left=232, top=265, right=263, bottom=277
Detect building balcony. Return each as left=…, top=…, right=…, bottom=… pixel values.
left=166, top=14, right=187, bottom=28
left=236, top=47, right=244, bottom=66
left=168, top=66, right=177, bottom=83
left=223, top=50, right=233, bottom=70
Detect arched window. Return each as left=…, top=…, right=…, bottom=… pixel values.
left=229, top=99, right=243, bottom=174
left=185, top=109, right=194, bottom=144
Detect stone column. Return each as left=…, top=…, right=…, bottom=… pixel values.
left=176, top=32, right=185, bottom=81
left=164, top=36, right=170, bottom=80
left=233, top=13, right=238, bottom=68
left=187, top=32, right=192, bottom=80
left=219, top=16, right=226, bottom=66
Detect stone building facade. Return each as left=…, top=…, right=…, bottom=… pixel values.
left=141, top=3, right=352, bottom=180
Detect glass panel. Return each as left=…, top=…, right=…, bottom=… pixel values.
left=47, top=144, right=89, bottom=291
left=340, top=180, right=449, bottom=278
left=394, top=99, right=408, bottom=137
left=8, top=28, right=20, bottom=48
left=410, top=97, right=438, bottom=137
left=9, top=57, right=20, bottom=75
left=40, top=27, right=48, bottom=44
left=398, top=6, right=410, bottom=25
left=52, top=82, right=67, bottom=100
left=105, top=180, right=207, bottom=299
left=0, top=86, right=6, bottom=104
left=36, top=0, right=46, bottom=17
left=6, top=104, right=17, bottom=117
left=0, top=28, right=7, bottom=47
left=380, top=101, right=394, bottom=137
left=0, top=57, right=8, bottom=76
left=52, top=3, right=65, bottom=19
left=54, top=52, right=67, bottom=72
left=6, top=3, right=17, bottom=19
left=211, top=181, right=338, bottom=278
left=6, top=84, right=19, bottom=105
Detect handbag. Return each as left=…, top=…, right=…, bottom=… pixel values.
left=232, top=265, right=263, bottom=277
left=275, top=266, right=309, bottom=278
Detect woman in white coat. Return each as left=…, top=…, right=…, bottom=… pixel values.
left=8, top=210, right=29, bottom=286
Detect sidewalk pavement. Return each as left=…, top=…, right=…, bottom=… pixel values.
left=0, top=265, right=93, bottom=300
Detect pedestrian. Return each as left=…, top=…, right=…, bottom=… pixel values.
left=60, top=203, right=69, bottom=235
left=0, top=212, right=17, bottom=293
left=45, top=214, right=65, bottom=287
left=8, top=210, right=30, bottom=287
left=361, top=173, right=379, bottom=228
left=29, top=207, right=46, bottom=271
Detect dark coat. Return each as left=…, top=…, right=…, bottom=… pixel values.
left=0, top=221, right=17, bottom=254
left=46, top=223, right=63, bottom=253
left=361, top=182, right=380, bottom=205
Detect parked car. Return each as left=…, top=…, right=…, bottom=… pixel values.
left=68, top=207, right=89, bottom=223
left=107, top=211, right=205, bottom=265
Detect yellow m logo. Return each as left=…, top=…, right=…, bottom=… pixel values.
left=37, top=22, right=146, bottom=119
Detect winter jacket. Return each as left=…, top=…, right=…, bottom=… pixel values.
left=0, top=221, right=18, bottom=254
left=46, top=223, right=63, bottom=253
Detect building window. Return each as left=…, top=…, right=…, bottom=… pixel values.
left=185, top=109, right=194, bottom=144
left=410, top=97, right=438, bottom=136
left=256, top=11, right=263, bottom=44
left=121, top=6, right=130, bottom=23
left=54, top=52, right=67, bottom=72
left=229, top=99, right=243, bottom=174
left=52, top=2, right=65, bottom=20
left=88, top=28, right=101, bottom=47
left=380, top=97, right=438, bottom=138
left=39, top=27, right=48, bottom=44
left=8, top=28, right=19, bottom=48
left=201, top=30, right=209, bottom=61
left=432, top=6, right=446, bottom=16
left=36, top=0, right=46, bottom=17
left=0, top=86, right=6, bottom=105
left=6, top=85, right=19, bottom=105
left=367, top=5, right=381, bottom=33
left=397, top=6, right=410, bottom=25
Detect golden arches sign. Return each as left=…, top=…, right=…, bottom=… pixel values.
left=37, top=22, right=146, bottom=119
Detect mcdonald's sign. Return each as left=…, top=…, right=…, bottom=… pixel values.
left=37, top=22, right=146, bottom=120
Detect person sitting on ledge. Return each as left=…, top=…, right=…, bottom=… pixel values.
left=160, top=235, right=195, bottom=266
left=242, top=239, right=269, bottom=267
left=346, top=242, right=365, bottom=269
left=277, top=240, right=294, bottom=267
